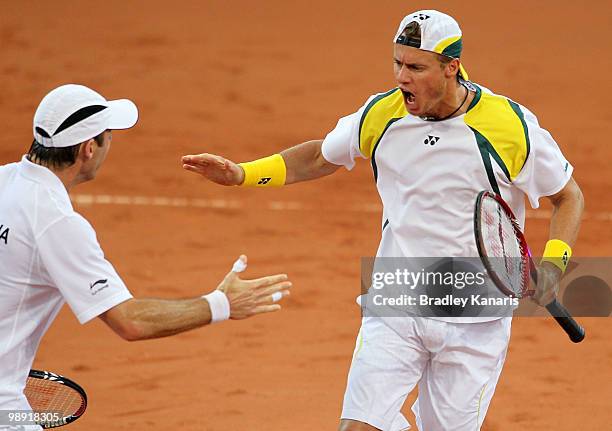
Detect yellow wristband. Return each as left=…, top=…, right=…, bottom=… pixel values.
left=541, top=239, right=572, bottom=273
left=238, top=154, right=287, bottom=187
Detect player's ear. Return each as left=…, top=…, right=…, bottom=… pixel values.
left=79, top=139, right=96, bottom=161
left=445, top=58, right=460, bottom=78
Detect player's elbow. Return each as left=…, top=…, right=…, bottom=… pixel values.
left=99, top=300, right=147, bottom=342
left=114, top=321, right=146, bottom=342
left=550, top=177, right=584, bottom=213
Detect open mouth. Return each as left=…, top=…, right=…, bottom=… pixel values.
left=402, top=90, right=416, bottom=105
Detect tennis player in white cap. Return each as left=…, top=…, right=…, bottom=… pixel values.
left=0, top=84, right=291, bottom=423
left=182, top=9, right=584, bottom=431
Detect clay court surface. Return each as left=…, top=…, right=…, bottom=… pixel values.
left=2, top=1, right=611, bottom=429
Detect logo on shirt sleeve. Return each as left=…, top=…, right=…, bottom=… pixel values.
left=90, top=279, right=109, bottom=295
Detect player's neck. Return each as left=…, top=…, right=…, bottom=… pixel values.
left=31, top=160, right=83, bottom=191
left=423, top=83, right=473, bottom=121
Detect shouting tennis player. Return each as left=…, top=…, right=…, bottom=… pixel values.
left=0, top=84, right=291, bottom=423
left=182, top=10, right=584, bottom=430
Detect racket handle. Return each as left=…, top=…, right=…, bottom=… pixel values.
left=545, top=300, right=585, bottom=343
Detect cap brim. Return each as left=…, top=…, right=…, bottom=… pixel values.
left=106, top=99, right=139, bottom=130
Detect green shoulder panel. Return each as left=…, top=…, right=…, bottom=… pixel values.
left=358, top=88, right=407, bottom=158
left=464, top=89, right=530, bottom=181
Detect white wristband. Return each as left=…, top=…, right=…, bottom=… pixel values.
left=202, top=290, right=230, bottom=323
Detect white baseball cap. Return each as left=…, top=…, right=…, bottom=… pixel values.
left=394, top=10, right=469, bottom=80
left=33, top=84, right=139, bottom=148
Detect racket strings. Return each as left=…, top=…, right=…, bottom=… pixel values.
left=480, top=197, right=529, bottom=297
left=24, top=377, right=85, bottom=418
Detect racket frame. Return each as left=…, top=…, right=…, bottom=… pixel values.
left=474, top=190, right=585, bottom=343
left=26, top=369, right=88, bottom=428
left=474, top=190, right=535, bottom=298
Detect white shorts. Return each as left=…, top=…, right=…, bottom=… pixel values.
left=341, top=316, right=511, bottom=431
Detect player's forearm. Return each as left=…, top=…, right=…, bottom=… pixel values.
left=280, top=140, right=340, bottom=184
left=536, top=179, right=584, bottom=306
left=109, top=297, right=213, bottom=341
left=182, top=142, right=339, bottom=186
left=546, top=178, right=584, bottom=247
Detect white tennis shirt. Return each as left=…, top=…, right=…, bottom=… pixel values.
left=322, top=84, right=572, bottom=258
left=0, top=156, right=132, bottom=411
left=322, top=84, right=573, bottom=322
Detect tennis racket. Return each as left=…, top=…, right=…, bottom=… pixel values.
left=24, top=370, right=87, bottom=428
left=474, top=190, right=585, bottom=343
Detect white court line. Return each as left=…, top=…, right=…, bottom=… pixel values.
left=70, top=194, right=612, bottom=221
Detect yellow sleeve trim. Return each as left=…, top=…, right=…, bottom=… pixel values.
left=541, top=239, right=572, bottom=273
left=239, top=154, right=286, bottom=187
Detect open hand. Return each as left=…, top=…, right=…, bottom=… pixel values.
left=216, top=255, right=292, bottom=319
left=182, top=153, right=245, bottom=186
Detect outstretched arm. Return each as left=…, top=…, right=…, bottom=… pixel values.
left=181, top=139, right=340, bottom=186
left=100, top=297, right=218, bottom=341
left=99, top=256, right=291, bottom=341
left=281, top=140, right=341, bottom=183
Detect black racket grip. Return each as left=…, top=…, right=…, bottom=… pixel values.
left=545, top=299, right=585, bottom=343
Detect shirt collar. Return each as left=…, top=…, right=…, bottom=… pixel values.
left=18, top=155, right=71, bottom=201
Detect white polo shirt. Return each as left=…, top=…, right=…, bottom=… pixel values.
left=0, top=156, right=132, bottom=412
